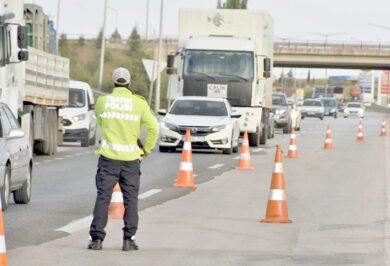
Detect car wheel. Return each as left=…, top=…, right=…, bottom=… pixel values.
left=13, top=165, right=32, bottom=204
left=159, top=146, right=175, bottom=153
left=89, top=133, right=96, bottom=146
left=344, top=116, right=347, bottom=118
left=81, top=130, right=90, bottom=147
left=301, top=116, right=305, bottom=120
left=320, top=116, right=324, bottom=120
left=1, top=165, right=11, bottom=211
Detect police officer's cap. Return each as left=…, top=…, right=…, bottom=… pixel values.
left=112, top=67, right=131, bottom=86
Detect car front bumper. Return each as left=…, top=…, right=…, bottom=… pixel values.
left=159, top=126, right=232, bottom=150
left=301, top=112, right=323, bottom=118
left=273, top=114, right=289, bottom=128
left=63, top=128, right=89, bottom=142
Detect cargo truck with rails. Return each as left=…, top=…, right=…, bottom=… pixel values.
left=166, top=9, right=274, bottom=146
left=0, top=0, right=69, bottom=155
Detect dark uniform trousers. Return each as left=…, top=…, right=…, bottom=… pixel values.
left=90, top=156, right=141, bottom=241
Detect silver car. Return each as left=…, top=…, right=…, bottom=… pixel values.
left=0, top=103, right=32, bottom=210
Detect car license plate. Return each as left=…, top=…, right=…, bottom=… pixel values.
left=207, top=84, right=228, bottom=98
left=191, top=136, right=205, bottom=142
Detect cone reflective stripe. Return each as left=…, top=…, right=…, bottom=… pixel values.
left=287, top=128, right=298, bottom=158
left=356, top=121, right=365, bottom=142
left=324, top=125, right=333, bottom=150
left=236, top=132, right=254, bottom=170
left=173, top=129, right=197, bottom=188
left=380, top=120, right=387, bottom=137
left=261, top=146, right=291, bottom=223
left=0, top=200, right=7, bottom=266
left=108, top=183, right=125, bottom=219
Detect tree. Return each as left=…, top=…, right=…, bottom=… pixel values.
left=96, top=29, right=103, bottom=49
left=78, top=35, right=85, bottom=46
left=59, top=33, right=69, bottom=57
left=217, top=0, right=248, bottom=9
left=286, top=69, right=294, bottom=88
left=111, top=29, right=122, bottom=43
left=127, top=26, right=142, bottom=56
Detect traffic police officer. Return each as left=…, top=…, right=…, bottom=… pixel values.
left=88, top=67, right=158, bottom=251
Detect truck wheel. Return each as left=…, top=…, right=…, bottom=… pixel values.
left=249, top=130, right=260, bottom=147
left=13, top=166, right=32, bottom=204
left=1, top=166, right=11, bottom=211
left=283, top=122, right=291, bottom=134
left=260, top=121, right=268, bottom=145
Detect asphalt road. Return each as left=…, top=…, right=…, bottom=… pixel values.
left=4, top=111, right=388, bottom=253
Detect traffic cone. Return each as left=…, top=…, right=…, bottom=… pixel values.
left=287, top=128, right=298, bottom=158
left=0, top=200, right=6, bottom=265
left=324, top=125, right=333, bottom=150
left=380, top=120, right=387, bottom=137
left=173, top=129, right=197, bottom=188
left=356, top=120, right=365, bottom=142
left=236, top=132, right=254, bottom=170
left=108, top=183, right=125, bottom=219
left=261, top=146, right=291, bottom=223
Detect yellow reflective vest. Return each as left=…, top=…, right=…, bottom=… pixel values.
left=95, top=87, right=159, bottom=161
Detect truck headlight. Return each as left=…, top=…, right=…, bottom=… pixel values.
left=212, top=125, right=227, bottom=132
left=73, top=114, right=86, bottom=122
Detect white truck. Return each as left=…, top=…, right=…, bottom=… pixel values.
left=166, top=9, right=274, bottom=146
left=0, top=0, right=69, bottom=155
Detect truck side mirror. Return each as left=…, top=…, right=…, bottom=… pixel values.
left=166, top=54, right=177, bottom=75
left=17, top=26, right=28, bottom=49
left=18, top=50, right=29, bottom=61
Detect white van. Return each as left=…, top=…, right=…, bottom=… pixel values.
left=59, top=81, right=97, bottom=147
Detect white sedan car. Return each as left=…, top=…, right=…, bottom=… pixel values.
left=158, top=97, right=241, bottom=154
left=343, top=102, right=365, bottom=118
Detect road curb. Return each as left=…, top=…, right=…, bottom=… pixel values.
left=385, top=135, right=390, bottom=264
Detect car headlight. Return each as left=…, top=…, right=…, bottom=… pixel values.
left=73, top=114, right=86, bottom=122
left=160, top=122, right=178, bottom=131
left=212, top=125, right=227, bottom=132
left=275, top=110, right=286, bottom=115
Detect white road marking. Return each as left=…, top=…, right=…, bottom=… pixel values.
left=208, top=164, right=224, bottom=169
left=65, top=155, right=72, bottom=158
left=233, top=156, right=240, bottom=160
left=43, top=160, right=52, bottom=163
left=35, top=162, right=41, bottom=165
left=138, top=189, right=162, bottom=200
left=54, top=157, right=64, bottom=160
left=193, top=174, right=198, bottom=177
left=75, top=153, right=83, bottom=156
left=56, top=189, right=162, bottom=234
left=252, top=148, right=264, bottom=153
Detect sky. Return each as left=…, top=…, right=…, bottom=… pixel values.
left=25, top=0, right=390, bottom=78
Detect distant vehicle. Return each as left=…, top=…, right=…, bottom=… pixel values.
left=288, top=100, right=302, bottom=131
left=299, top=99, right=325, bottom=120
left=158, top=97, right=241, bottom=154
left=337, top=102, right=345, bottom=113
left=319, top=98, right=338, bottom=118
left=272, top=93, right=292, bottom=133
left=343, top=102, right=364, bottom=118
left=0, top=103, right=32, bottom=210
left=59, top=81, right=97, bottom=147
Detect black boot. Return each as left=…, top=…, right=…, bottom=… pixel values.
left=122, top=239, right=139, bottom=251
left=88, top=238, right=103, bottom=250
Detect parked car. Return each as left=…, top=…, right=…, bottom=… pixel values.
left=158, top=97, right=241, bottom=154
left=288, top=100, right=302, bottom=131
left=272, top=93, right=292, bottom=133
left=319, top=98, right=338, bottom=118
left=299, top=99, right=325, bottom=120
left=59, top=81, right=97, bottom=147
left=0, top=103, right=32, bottom=210
left=343, top=102, right=365, bottom=118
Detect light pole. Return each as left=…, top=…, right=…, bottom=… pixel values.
left=98, top=0, right=108, bottom=90
left=310, top=32, right=346, bottom=96
left=155, top=0, right=164, bottom=112
left=56, top=0, right=61, bottom=54
left=145, top=0, right=150, bottom=40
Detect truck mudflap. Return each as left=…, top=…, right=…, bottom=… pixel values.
left=232, top=107, right=262, bottom=134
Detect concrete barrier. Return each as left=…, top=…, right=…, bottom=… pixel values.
left=367, top=104, right=390, bottom=114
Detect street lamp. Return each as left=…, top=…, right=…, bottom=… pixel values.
left=98, top=0, right=108, bottom=90
left=309, top=32, right=346, bottom=95
left=155, top=0, right=164, bottom=112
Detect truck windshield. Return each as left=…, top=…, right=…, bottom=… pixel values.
left=184, top=50, right=254, bottom=80
left=68, top=88, right=86, bottom=108
left=170, top=100, right=228, bottom=117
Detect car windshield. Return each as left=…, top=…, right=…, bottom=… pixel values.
left=68, top=88, right=86, bottom=108
left=303, top=100, right=322, bottom=107
left=347, top=103, right=362, bottom=108
left=272, top=95, right=287, bottom=106
left=321, top=99, right=337, bottom=107
left=184, top=50, right=254, bottom=80
left=170, top=100, right=228, bottom=117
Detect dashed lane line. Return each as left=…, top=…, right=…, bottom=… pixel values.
left=252, top=148, right=264, bottom=153
left=54, top=157, right=64, bottom=160
left=233, top=156, right=240, bottom=160
left=208, top=164, right=224, bottom=169
left=55, top=189, right=162, bottom=234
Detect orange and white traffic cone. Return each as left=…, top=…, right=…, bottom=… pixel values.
left=380, top=120, right=387, bottom=137
left=287, top=128, right=298, bottom=158
left=0, top=200, right=7, bottom=265
left=108, top=183, right=125, bottom=219
left=356, top=120, right=365, bottom=142
left=324, top=125, right=333, bottom=150
left=173, top=129, right=197, bottom=188
left=236, top=132, right=254, bottom=170
left=261, top=146, right=291, bottom=223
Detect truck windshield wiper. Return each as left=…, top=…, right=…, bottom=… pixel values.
left=218, top=73, right=249, bottom=82
left=190, top=72, right=215, bottom=81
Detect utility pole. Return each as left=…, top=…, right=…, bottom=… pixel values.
left=155, top=0, right=164, bottom=112
left=98, top=0, right=108, bottom=90
left=56, top=0, right=61, bottom=54
left=145, top=0, right=150, bottom=40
